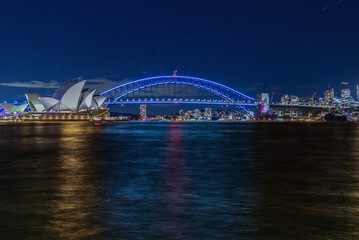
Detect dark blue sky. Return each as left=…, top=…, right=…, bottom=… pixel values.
left=0, top=0, right=359, bottom=102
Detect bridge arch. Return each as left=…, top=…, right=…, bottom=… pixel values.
left=100, top=76, right=255, bottom=106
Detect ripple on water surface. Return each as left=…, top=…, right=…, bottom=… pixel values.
left=0, top=122, right=359, bottom=239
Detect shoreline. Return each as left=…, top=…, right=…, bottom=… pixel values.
left=0, top=119, right=352, bottom=124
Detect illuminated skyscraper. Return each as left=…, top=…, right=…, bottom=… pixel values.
left=256, top=93, right=269, bottom=112
left=140, top=104, right=147, bottom=120
left=341, top=89, right=351, bottom=100
left=356, top=85, right=359, bottom=100
left=324, top=88, right=334, bottom=100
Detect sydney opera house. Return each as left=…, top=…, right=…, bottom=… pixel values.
left=0, top=79, right=109, bottom=121
left=26, top=79, right=106, bottom=113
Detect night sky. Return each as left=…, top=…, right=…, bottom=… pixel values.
left=0, top=0, right=359, bottom=104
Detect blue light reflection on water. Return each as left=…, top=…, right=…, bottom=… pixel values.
left=98, top=122, right=255, bottom=239
left=99, top=122, right=258, bottom=239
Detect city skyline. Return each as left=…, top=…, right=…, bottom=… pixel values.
left=3, top=74, right=359, bottom=117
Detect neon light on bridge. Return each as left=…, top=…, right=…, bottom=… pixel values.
left=100, top=75, right=256, bottom=107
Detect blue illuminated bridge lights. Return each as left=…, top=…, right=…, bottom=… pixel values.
left=99, top=75, right=257, bottom=115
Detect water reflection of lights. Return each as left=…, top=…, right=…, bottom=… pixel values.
left=161, top=122, right=190, bottom=238
left=47, top=123, right=104, bottom=239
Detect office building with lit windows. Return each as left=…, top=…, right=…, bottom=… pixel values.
left=324, top=88, right=334, bottom=100
left=140, top=104, right=147, bottom=120
left=341, top=88, right=351, bottom=100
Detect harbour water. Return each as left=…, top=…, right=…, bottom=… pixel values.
left=1, top=122, right=359, bottom=239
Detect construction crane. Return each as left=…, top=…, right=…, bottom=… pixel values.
left=270, top=91, right=275, bottom=104
left=312, top=91, right=317, bottom=99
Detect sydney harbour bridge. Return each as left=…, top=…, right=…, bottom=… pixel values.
left=99, top=75, right=328, bottom=117
left=100, top=75, right=257, bottom=115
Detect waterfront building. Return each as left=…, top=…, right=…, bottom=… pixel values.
left=228, top=112, right=234, bottom=121
left=179, top=109, right=185, bottom=117
left=204, top=107, right=212, bottom=120
left=172, top=108, right=247, bottom=121
left=140, top=104, right=147, bottom=120
left=194, top=109, right=201, bottom=119
left=25, top=79, right=106, bottom=113
left=185, top=110, right=193, bottom=120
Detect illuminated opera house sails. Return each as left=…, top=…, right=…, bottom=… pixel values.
left=0, top=103, right=28, bottom=115
left=25, top=80, right=107, bottom=113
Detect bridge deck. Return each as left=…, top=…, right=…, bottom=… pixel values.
left=106, top=100, right=257, bottom=106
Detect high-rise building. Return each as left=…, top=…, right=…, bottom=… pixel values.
left=324, top=88, right=334, bottom=100
left=256, top=93, right=269, bottom=113
left=140, top=104, right=147, bottom=120
left=356, top=85, right=359, bottom=100
left=281, top=94, right=290, bottom=105
left=341, top=89, right=351, bottom=100
left=290, top=95, right=299, bottom=105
